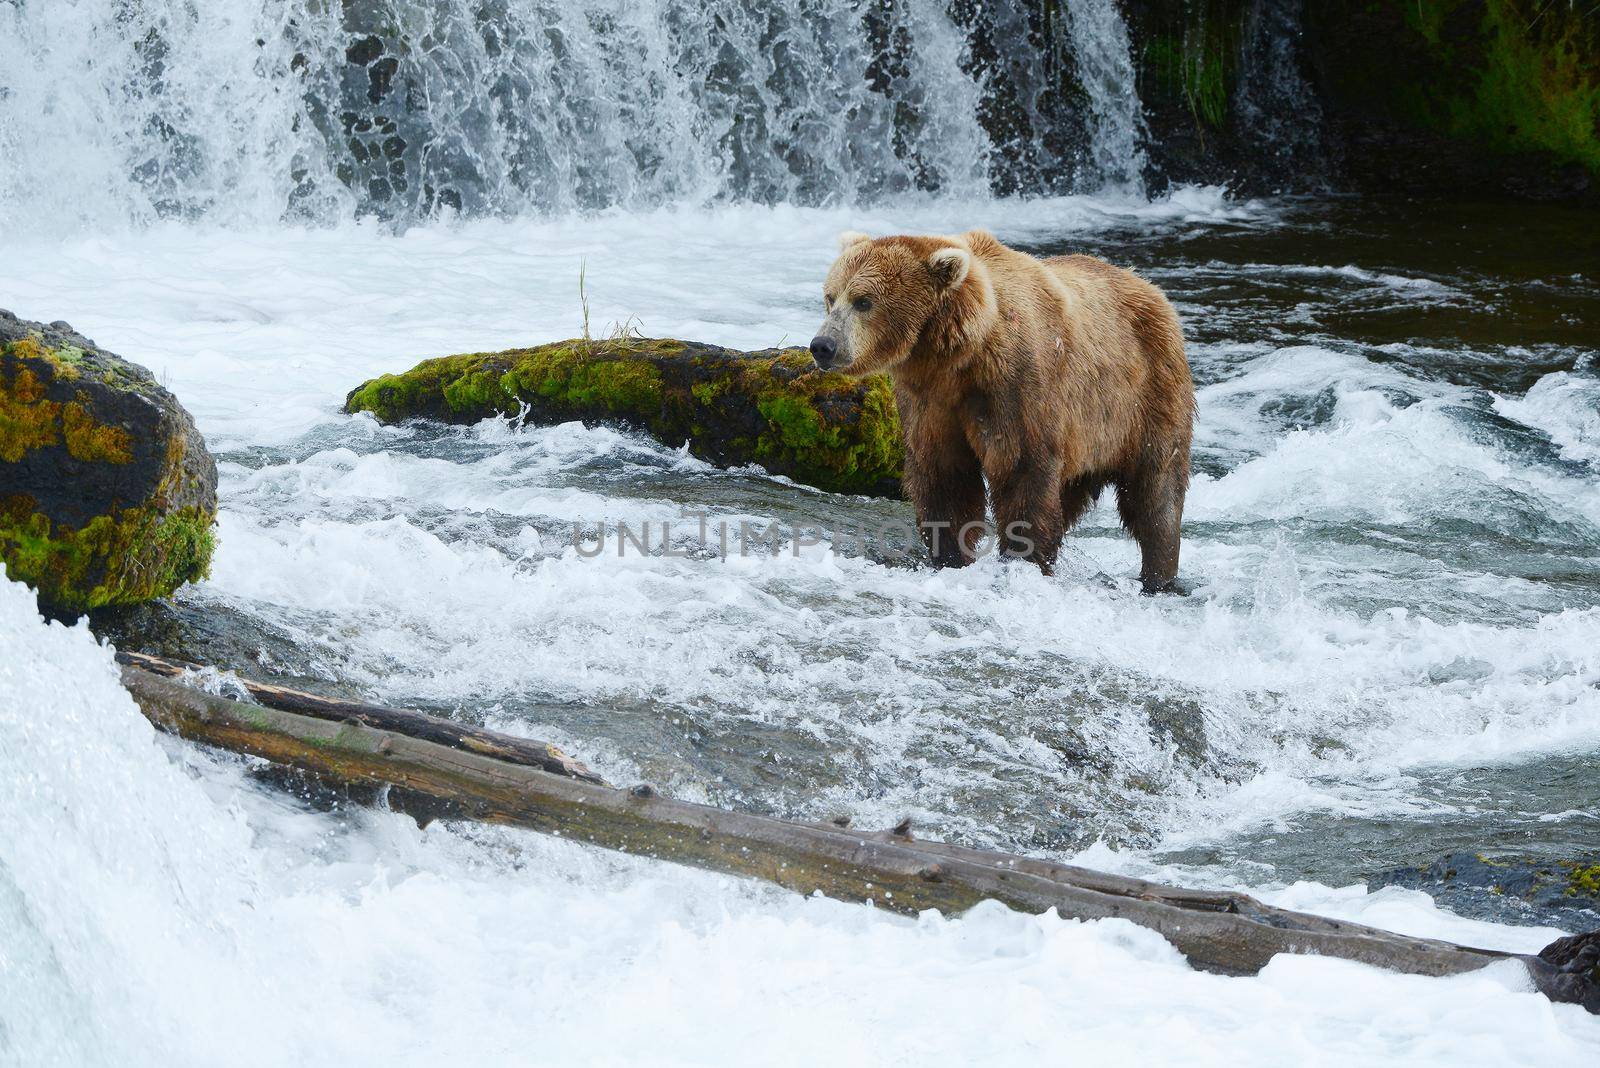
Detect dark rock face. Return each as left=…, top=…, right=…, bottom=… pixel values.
left=1302, top=0, right=1599, bottom=204
left=1535, top=931, right=1600, bottom=1014
left=1125, top=0, right=1334, bottom=195
left=1123, top=0, right=1599, bottom=203
left=1370, top=852, right=1600, bottom=929
left=0, top=310, right=217, bottom=617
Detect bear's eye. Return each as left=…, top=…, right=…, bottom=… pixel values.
left=852, top=296, right=873, bottom=313
left=824, top=294, right=836, bottom=309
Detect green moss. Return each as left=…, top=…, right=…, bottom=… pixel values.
left=348, top=340, right=678, bottom=424
left=344, top=357, right=460, bottom=422
left=1567, top=864, right=1600, bottom=898
left=442, top=368, right=512, bottom=414
left=0, top=498, right=215, bottom=614
left=691, top=380, right=727, bottom=405
left=1398, top=0, right=1600, bottom=172
left=0, top=364, right=60, bottom=462
left=501, top=343, right=665, bottom=414
left=45, top=344, right=88, bottom=379
left=346, top=337, right=904, bottom=497
left=61, top=399, right=133, bottom=463
left=757, top=394, right=828, bottom=449
left=1144, top=31, right=1232, bottom=129
left=3, top=341, right=141, bottom=463
left=3, top=336, right=111, bottom=384
left=855, top=377, right=904, bottom=474
left=753, top=371, right=903, bottom=494
left=3, top=337, right=47, bottom=361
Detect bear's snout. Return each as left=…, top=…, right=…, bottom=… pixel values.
left=809, top=335, right=840, bottom=370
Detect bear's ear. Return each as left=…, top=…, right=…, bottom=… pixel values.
left=928, top=247, right=972, bottom=291
left=837, top=230, right=872, bottom=251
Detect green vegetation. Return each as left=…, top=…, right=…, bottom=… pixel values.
left=346, top=337, right=905, bottom=497
left=61, top=400, right=134, bottom=463
left=0, top=497, right=214, bottom=613
left=754, top=369, right=902, bottom=493
left=341, top=354, right=483, bottom=423
left=1144, top=30, right=1233, bottom=129
left=499, top=341, right=669, bottom=414
left=0, top=363, right=60, bottom=462
left=3, top=337, right=136, bottom=464
left=1, top=329, right=217, bottom=613
left=1568, top=863, right=1600, bottom=898
left=1343, top=0, right=1600, bottom=173
left=1413, top=0, right=1600, bottom=172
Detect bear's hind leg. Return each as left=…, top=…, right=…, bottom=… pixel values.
left=1116, top=462, right=1186, bottom=594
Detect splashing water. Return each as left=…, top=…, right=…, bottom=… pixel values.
left=3, top=2, right=1600, bottom=1061
left=0, top=0, right=1173, bottom=232
left=1054, top=0, right=1147, bottom=192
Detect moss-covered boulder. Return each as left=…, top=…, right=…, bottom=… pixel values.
left=346, top=337, right=904, bottom=497
left=1, top=310, right=217, bottom=617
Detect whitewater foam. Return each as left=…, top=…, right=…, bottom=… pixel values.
left=4, top=197, right=1595, bottom=854
left=3, top=575, right=1598, bottom=1065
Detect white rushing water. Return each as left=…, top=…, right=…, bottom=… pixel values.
left=4, top=192, right=1600, bottom=1061
left=1054, top=0, right=1147, bottom=192
left=0, top=530, right=1593, bottom=1065
left=3, top=0, right=1600, bottom=1062
left=0, top=0, right=1146, bottom=233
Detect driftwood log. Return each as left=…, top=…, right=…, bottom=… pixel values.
left=119, top=660, right=1598, bottom=1014
left=117, top=651, right=603, bottom=784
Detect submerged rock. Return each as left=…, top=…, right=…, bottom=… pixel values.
left=1370, top=852, right=1600, bottom=929
left=345, top=337, right=904, bottom=497
left=0, top=310, right=217, bottom=617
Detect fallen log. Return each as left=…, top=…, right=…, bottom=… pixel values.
left=116, top=650, right=604, bottom=784
left=119, top=661, right=1598, bottom=1013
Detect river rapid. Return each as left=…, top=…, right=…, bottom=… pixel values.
left=3, top=187, right=1599, bottom=1063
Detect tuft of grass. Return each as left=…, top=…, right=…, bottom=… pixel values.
left=578, top=259, right=593, bottom=355
left=607, top=315, right=645, bottom=342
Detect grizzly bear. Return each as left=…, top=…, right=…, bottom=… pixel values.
left=808, top=229, right=1193, bottom=592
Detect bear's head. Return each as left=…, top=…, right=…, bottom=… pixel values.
left=809, top=230, right=998, bottom=376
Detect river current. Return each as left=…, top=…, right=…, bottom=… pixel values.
left=3, top=185, right=1598, bottom=1061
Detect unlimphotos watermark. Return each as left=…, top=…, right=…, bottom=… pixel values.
left=568, top=508, right=1037, bottom=561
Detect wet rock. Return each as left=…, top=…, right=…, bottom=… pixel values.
left=1535, top=930, right=1600, bottom=1014
left=1121, top=0, right=1598, bottom=204
left=1370, top=852, right=1600, bottom=929
left=345, top=336, right=904, bottom=497
left=0, top=310, right=217, bottom=617
left=1303, top=0, right=1599, bottom=204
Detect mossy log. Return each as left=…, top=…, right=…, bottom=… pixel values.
left=120, top=660, right=1598, bottom=1012
left=1, top=310, right=217, bottom=616
left=345, top=337, right=904, bottom=497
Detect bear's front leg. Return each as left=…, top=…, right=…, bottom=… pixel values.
left=990, top=458, right=1065, bottom=573
left=903, top=420, right=987, bottom=568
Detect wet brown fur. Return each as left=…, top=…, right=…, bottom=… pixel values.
left=817, top=230, right=1194, bottom=590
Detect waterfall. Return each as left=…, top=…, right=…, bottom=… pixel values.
left=0, top=0, right=1155, bottom=233
left=1054, top=0, right=1146, bottom=193
left=1233, top=0, right=1323, bottom=177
